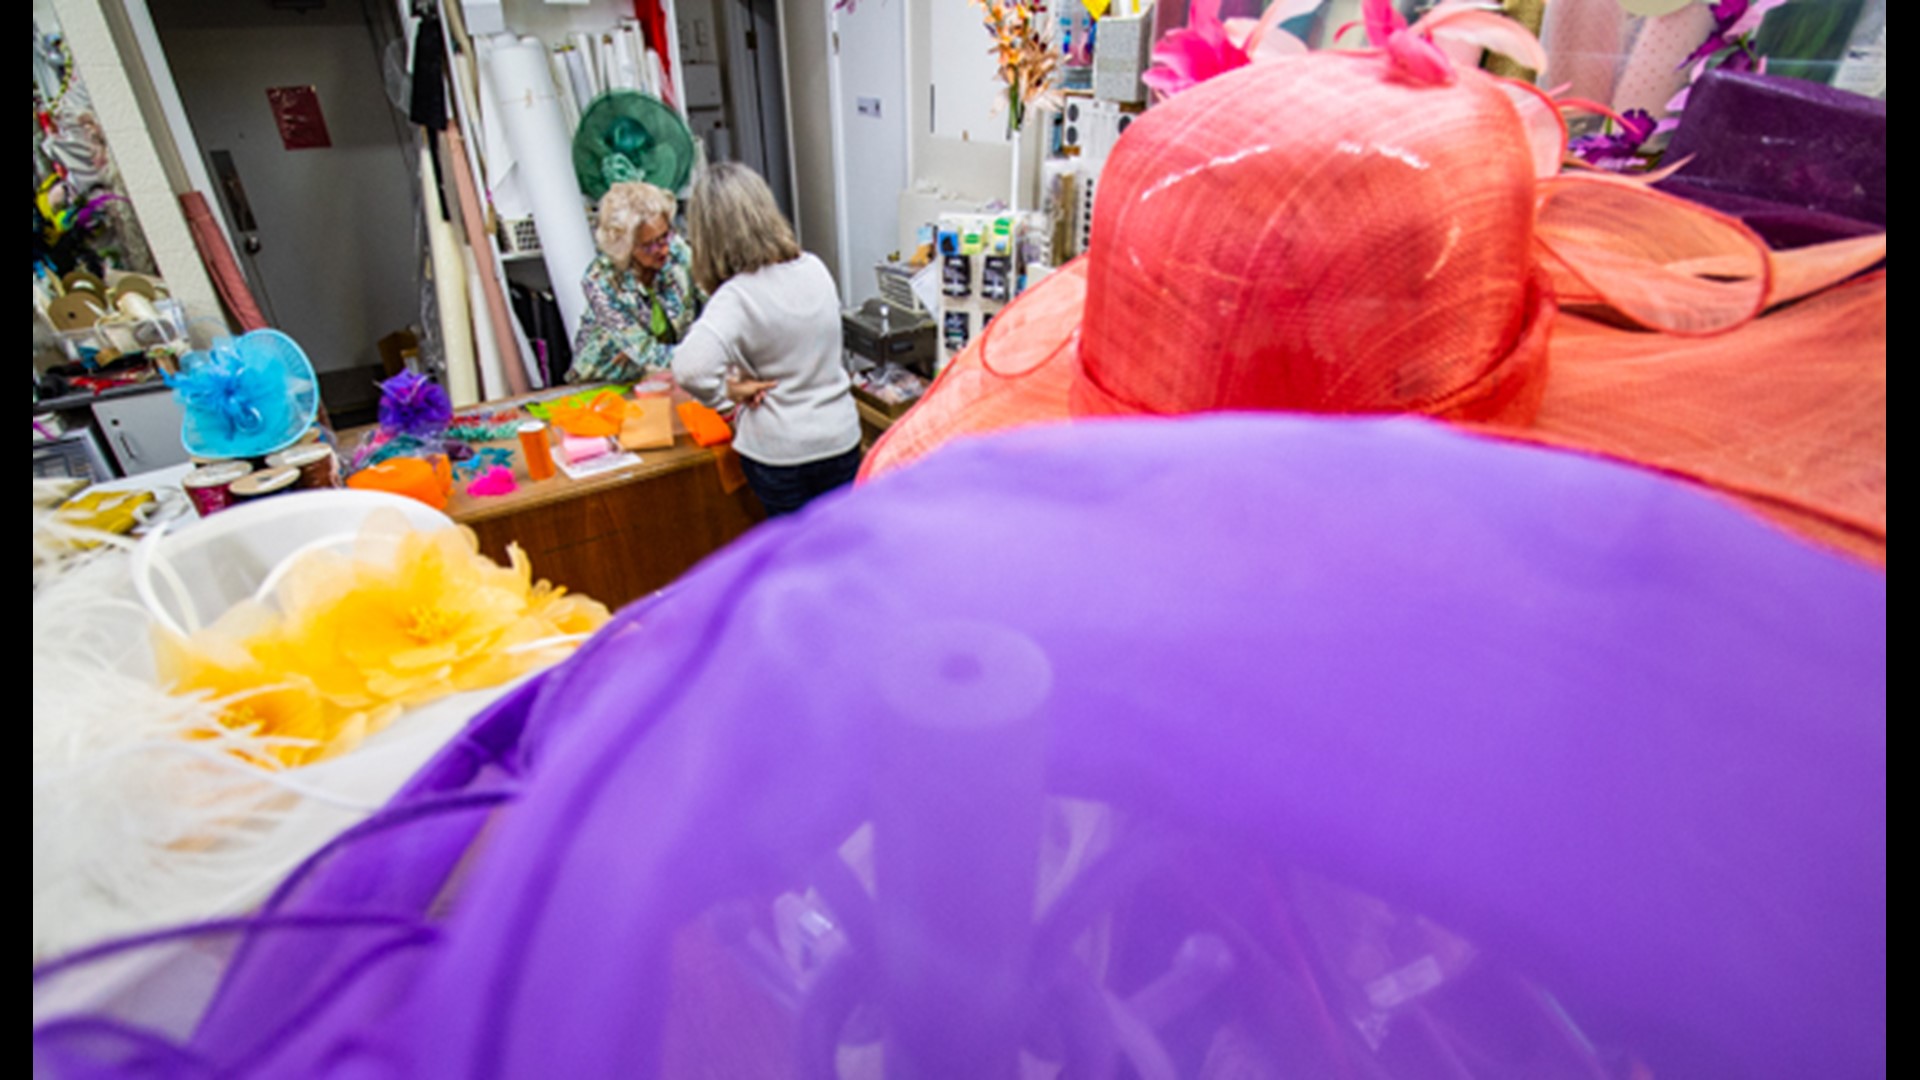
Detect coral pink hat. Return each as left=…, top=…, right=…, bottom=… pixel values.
left=861, top=40, right=1886, bottom=561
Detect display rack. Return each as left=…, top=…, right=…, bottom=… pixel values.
left=48, top=298, right=189, bottom=364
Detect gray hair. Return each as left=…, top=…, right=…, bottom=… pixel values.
left=687, top=163, right=801, bottom=295
left=594, top=181, right=677, bottom=269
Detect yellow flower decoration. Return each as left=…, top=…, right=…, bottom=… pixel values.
left=158, top=511, right=611, bottom=766
left=155, top=612, right=338, bottom=767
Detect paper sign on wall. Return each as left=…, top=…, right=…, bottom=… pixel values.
left=267, top=86, right=332, bottom=150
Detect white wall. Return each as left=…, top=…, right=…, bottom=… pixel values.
left=676, top=0, right=726, bottom=162
left=907, top=0, right=1012, bottom=202
left=146, top=0, right=422, bottom=376
left=676, top=0, right=723, bottom=65
left=904, top=0, right=1049, bottom=217
left=780, top=0, right=1052, bottom=283
left=780, top=0, right=838, bottom=273
left=481, top=0, right=661, bottom=47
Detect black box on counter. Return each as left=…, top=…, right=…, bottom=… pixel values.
left=843, top=298, right=938, bottom=379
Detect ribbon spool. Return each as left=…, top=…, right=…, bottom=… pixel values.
left=114, top=291, right=162, bottom=323
left=48, top=292, right=108, bottom=331
left=61, top=270, right=108, bottom=298
left=109, top=275, right=162, bottom=305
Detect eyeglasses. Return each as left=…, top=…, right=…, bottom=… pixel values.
left=634, top=228, right=674, bottom=254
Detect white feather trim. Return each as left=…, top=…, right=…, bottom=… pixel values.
left=31, top=506, right=517, bottom=977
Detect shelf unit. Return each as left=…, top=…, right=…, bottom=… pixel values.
left=436, top=0, right=689, bottom=389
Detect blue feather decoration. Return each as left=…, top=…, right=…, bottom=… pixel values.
left=165, top=331, right=317, bottom=458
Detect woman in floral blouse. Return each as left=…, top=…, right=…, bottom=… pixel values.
left=566, top=181, right=704, bottom=385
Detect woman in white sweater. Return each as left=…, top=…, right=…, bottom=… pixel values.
left=672, top=163, right=861, bottom=516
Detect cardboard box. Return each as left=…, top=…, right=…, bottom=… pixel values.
left=852, top=382, right=920, bottom=420
left=377, top=329, right=419, bottom=379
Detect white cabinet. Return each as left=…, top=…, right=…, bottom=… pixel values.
left=92, top=390, right=191, bottom=475
left=925, top=0, right=1006, bottom=144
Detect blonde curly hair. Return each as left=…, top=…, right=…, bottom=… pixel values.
left=594, top=181, right=678, bottom=270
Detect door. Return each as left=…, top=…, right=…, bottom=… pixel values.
left=721, top=0, right=795, bottom=221
left=829, top=0, right=908, bottom=307
left=146, top=0, right=419, bottom=415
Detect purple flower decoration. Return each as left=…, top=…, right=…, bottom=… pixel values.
left=1570, top=108, right=1658, bottom=170
left=1682, top=32, right=1730, bottom=68
left=1659, top=1, right=1780, bottom=143
left=377, top=370, right=453, bottom=437
left=1683, top=0, right=1785, bottom=67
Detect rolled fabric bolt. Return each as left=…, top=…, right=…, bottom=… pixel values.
left=486, top=38, right=596, bottom=343
left=422, top=146, right=478, bottom=407
left=563, top=435, right=612, bottom=464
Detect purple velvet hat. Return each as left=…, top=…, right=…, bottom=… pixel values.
left=35, top=417, right=1886, bottom=1078
left=1657, top=68, right=1886, bottom=248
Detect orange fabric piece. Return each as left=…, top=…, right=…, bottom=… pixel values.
left=712, top=446, right=748, bottom=494
left=676, top=401, right=734, bottom=448
left=346, top=456, right=454, bottom=510
left=549, top=392, right=629, bottom=438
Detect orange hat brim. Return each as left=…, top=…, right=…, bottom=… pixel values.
left=861, top=255, right=1886, bottom=563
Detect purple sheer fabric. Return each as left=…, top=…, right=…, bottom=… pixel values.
left=35, top=417, right=1886, bottom=1078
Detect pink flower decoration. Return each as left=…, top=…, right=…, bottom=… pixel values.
left=1144, top=0, right=1317, bottom=99
left=1143, top=0, right=1540, bottom=99
left=1717, top=0, right=1789, bottom=40
left=1341, top=0, right=1547, bottom=87
left=1142, top=0, right=1250, bottom=99
left=1378, top=4, right=1453, bottom=85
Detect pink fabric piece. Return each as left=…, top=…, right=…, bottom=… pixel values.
left=1385, top=24, right=1454, bottom=84
left=563, top=435, right=612, bottom=464
left=465, top=465, right=519, bottom=497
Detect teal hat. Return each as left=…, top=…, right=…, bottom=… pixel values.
left=165, top=329, right=319, bottom=459
left=572, top=90, right=697, bottom=199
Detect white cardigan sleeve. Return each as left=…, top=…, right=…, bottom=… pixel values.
left=670, top=320, right=738, bottom=412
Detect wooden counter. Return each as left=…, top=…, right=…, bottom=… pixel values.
left=346, top=389, right=765, bottom=611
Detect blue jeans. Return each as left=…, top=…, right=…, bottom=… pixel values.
left=739, top=445, right=864, bottom=517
